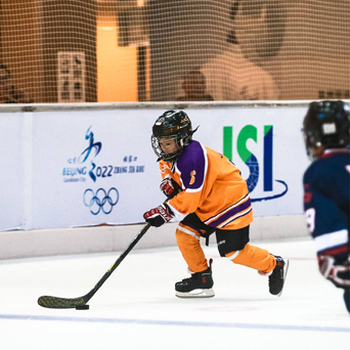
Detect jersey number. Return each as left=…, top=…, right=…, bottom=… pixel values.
left=189, top=170, right=196, bottom=185
left=305, top=208, right=316, bottom=233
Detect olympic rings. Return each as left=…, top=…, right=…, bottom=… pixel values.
left=83, top=187, right=119, bottom=215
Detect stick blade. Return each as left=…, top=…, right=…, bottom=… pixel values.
left=38, top=295, right=86, bottom=309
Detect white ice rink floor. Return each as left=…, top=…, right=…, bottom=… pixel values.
left=1, top=236, right=349, bottom=350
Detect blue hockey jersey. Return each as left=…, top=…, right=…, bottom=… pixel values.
left=303, top=150, right=350, bottom=259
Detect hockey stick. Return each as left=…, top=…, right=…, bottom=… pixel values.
left=38, top=223, right=151, bottom=309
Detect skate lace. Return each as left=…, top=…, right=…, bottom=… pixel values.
left=181, top=276, right=193, bottom=285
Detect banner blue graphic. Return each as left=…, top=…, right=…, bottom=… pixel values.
left=223, top=125, right=288, bottom=202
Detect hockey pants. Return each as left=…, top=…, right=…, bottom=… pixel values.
left=176, top=222, right=276, bottom=274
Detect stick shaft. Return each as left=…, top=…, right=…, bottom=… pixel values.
left=88, top=223, right=151, bottom=300
left=38, top=223, right=151, bottom=309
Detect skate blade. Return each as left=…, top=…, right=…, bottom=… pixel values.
left=175, top=288, right=215, bottom=299
left=277, top=259, right=290, bottom=297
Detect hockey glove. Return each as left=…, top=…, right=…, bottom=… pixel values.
left=318, top=255, right=350, bottom=289
left=160, top=177, right=182, bottom=199
left=143, top=204, right=174, bottom=227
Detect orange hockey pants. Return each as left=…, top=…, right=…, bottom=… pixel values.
left=175, top=222, right=276, bottom=273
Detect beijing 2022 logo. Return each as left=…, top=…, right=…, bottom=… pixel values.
left=63, top=126, right=119, bottom=215
left=63, top=125, right=145, bottom=216
left=83, top=187, right=119, bottom=215
left=223, top=125, right=288, bottom=202
left=64, top=125, right=103, bottom=183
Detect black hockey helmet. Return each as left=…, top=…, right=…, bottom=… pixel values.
left=303, top=100, right=350, bottom=160
left=151, top=110, right=196, bottom=162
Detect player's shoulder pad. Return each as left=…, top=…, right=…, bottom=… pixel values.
left=303, top=157, right=335, bottom=184
left=176, top=140, right=207, bottom=189
left=177, top=140, right=205, bottom=168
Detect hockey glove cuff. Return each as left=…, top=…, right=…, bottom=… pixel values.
left=318, top=255, right=350, bottom=289
left=143, top=204, right=174, bottom=227
left=160, top=177, right=182, bottom=199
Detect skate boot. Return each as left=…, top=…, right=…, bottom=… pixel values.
left=268, top=256, right=289, bottom=296
left=175, top=261, right=214, bottom=298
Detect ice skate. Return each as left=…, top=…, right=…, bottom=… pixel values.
left=175, top=266, right=214, bottom=298
left=268, top=256, right=289, bottom=296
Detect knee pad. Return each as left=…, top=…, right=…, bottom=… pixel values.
left=215, top=226, right=250, bottom=257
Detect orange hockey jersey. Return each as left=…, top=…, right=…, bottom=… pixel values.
left=159, top=140, right=253, bottom=229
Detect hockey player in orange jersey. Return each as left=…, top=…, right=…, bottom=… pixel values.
left=144, top=110, right=289, bottom=298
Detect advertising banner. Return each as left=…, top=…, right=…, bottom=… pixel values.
left=0, top=113, right=25, bottom=231
left=30, top=110, right=163, bottom=229
left=0, top=105, right=311, bottom=231
left=188, top=107, right=310, bottom=217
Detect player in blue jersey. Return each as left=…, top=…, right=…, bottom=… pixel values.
left=302, top=100, right=350, bottom=313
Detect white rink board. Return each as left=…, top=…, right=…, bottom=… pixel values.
left=0, top=104, right=311, bottom=231
left=0, top=113, right=25, bottom=230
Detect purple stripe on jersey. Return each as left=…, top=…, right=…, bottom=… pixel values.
left=176, top=140, right=205, bottom=190
left=220, top=208, right=252, bottom=228
left=207, top=197, right=252, bottom=228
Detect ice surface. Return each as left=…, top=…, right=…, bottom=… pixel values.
left=1, top=237, right=349, bottom=350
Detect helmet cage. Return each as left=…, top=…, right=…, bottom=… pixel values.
left=151, top=134, right=186, bottom=162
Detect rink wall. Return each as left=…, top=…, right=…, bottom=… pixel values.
left=0, top=215, right=308, bottom=259
left=0, top=101, right=320, bottom=259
